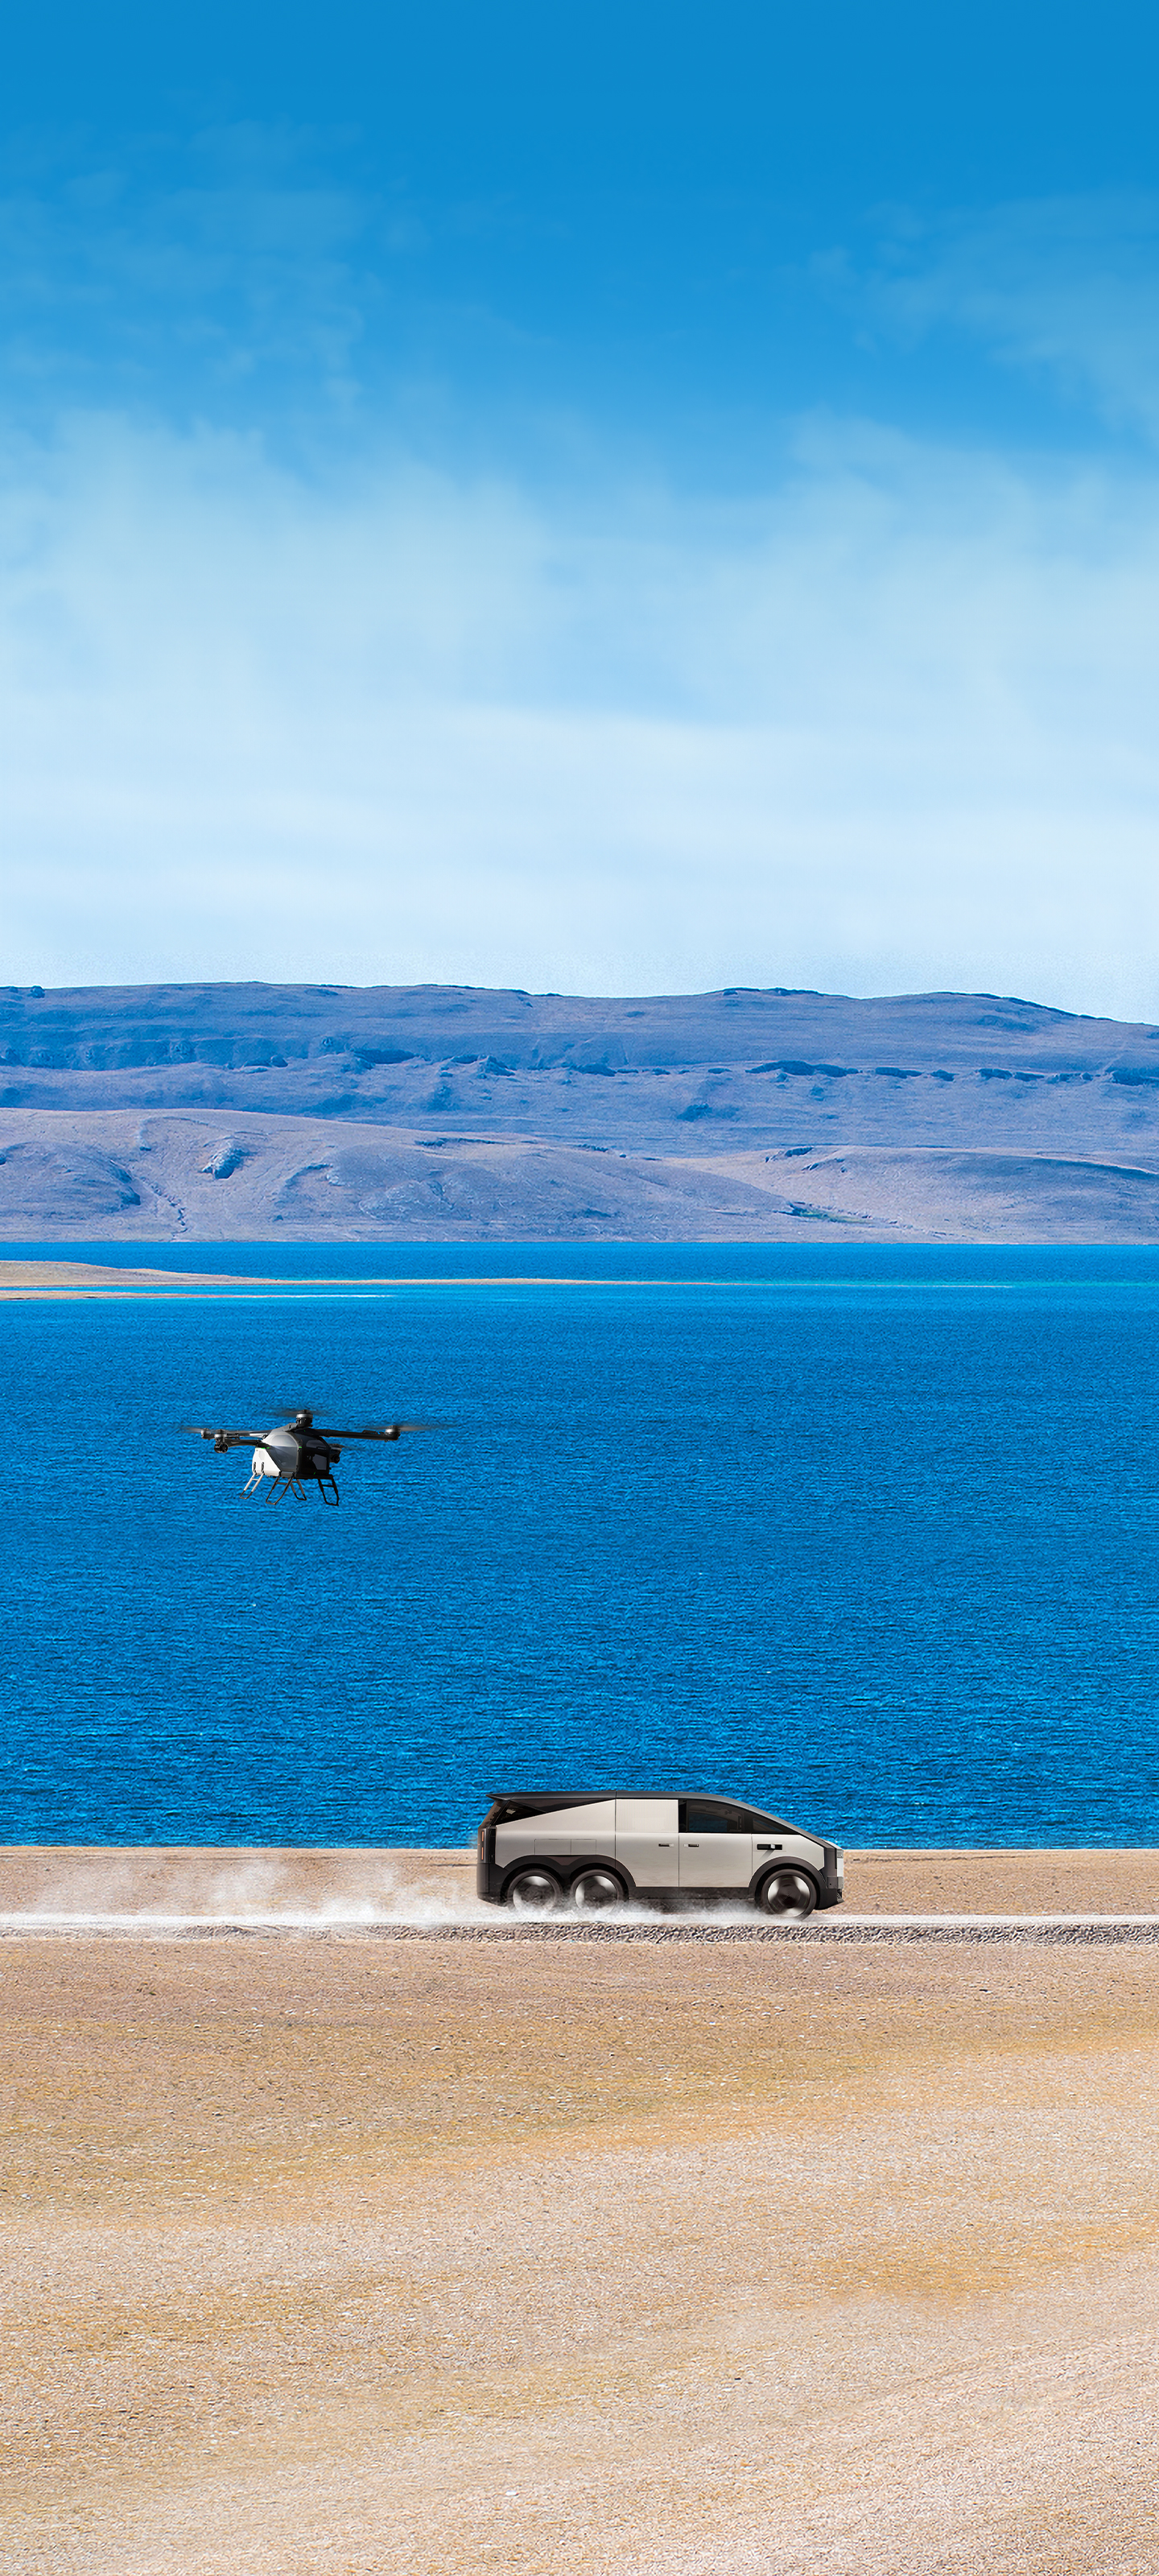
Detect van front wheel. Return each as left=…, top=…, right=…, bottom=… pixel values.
left=755, top=1868, right=816, bottom=1922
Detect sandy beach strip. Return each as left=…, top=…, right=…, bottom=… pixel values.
left=0, top=1260, right=260, bottom=1296
left=0, top=1262, right=716, bottom=1296
left=3, top=1853, right=1159, bottom=2574
left=0, top=1262, right=689, bottom=1298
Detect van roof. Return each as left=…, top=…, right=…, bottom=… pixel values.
left=489, top=1789, right=750, bottom=1806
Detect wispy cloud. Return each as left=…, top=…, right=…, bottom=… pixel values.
left=0, top=123, right=398, bottom=424
left=831, top=192, right=1159, bottom=444
left=0, top=120, right=551, bottom=448
left=2, top=407, right=1158, bottom=1014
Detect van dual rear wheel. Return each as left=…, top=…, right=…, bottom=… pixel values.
left=503, top=1869, right=563, bottom=1913
left=571, top=1868, right=625, bottom=1913
left=756, top=1868, right=816, bottom=1922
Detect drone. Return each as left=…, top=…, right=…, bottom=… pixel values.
left=182, top=1406, right=423, bottom=1505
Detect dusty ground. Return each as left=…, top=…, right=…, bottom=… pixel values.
left=4, top=1916, right=1159, bottom=2574
left=2, top=1843, right=1157, bottom=1918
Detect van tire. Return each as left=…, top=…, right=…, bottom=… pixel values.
left=571, top=1868, right=625, bottom=1912
left=755, top=1867, right=817, bottom=1922
left=503, top=1868, right=563, bottom=1913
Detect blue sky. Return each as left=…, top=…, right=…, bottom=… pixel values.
left=3, top=2, right=1159, bottom=1009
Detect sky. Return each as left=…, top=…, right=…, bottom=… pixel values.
left=2, top=0, right=1159, bottom=1013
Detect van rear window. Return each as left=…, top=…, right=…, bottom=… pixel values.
left=484, top=1797, right=584, bottom=1823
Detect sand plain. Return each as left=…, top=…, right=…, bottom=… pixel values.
left=4, top=1861, right=1159, bottom=2574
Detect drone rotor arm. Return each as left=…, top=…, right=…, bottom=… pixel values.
left=315, top=1427, right=400, bottom=1443
left=180, top=1427, right=268, bottom=1447
left=314, top=1422, right=436, bottom=1440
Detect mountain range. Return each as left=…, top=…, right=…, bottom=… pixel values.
left=2, top=981, right=1159, bottom=1238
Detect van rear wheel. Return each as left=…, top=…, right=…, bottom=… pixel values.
left=571, top=1868, right=625, bottom=1913
left=756, top=1868, right=816, bottom=1922
left=504, top=1868, right=563, bottom=1913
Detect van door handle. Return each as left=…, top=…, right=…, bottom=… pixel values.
left=687, top=1841, right=699, bottom=1847
left=658, top=1841, right=670, bottom=1847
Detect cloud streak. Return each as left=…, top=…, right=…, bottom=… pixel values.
left=2, top=405, right=1159, bottom=1015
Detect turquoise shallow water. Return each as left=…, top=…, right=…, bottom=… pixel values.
left=4, top=1242, right=1159, bottom=1846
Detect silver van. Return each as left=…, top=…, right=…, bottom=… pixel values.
left=476, top=1792, right=843, bottom=1918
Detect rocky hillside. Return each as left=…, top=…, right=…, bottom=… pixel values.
left=2, top=982, right=1158, bottom=1237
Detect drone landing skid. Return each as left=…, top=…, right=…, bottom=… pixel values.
left=241, top=1467, right=340, bottom=1505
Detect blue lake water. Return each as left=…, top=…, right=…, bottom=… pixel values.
left=4, top=1242, right=1159, bottom=1847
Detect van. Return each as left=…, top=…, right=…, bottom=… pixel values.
left=476, top=1791, right=843, bottom=1918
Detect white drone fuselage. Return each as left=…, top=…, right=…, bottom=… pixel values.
left=260, top=1426, right=338, bottom=1480
left=242, top=1422, right=342, bottom=1499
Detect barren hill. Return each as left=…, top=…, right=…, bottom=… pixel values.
left=2, top=981, right=1159, bottom=1238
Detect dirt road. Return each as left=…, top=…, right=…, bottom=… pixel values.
left=2, top=1841, right=1157, bottom=1919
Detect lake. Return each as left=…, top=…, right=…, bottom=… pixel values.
left=4, top=1241, right=1159, bottom=1847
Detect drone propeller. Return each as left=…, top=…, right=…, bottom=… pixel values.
left=188, top=1404, right=329, bottom=1435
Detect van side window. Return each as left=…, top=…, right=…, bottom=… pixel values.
left=682, top=1800, right=750, bottom=1834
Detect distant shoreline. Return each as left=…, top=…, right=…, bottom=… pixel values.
left=0, top=1260, right=654, bottom=1295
